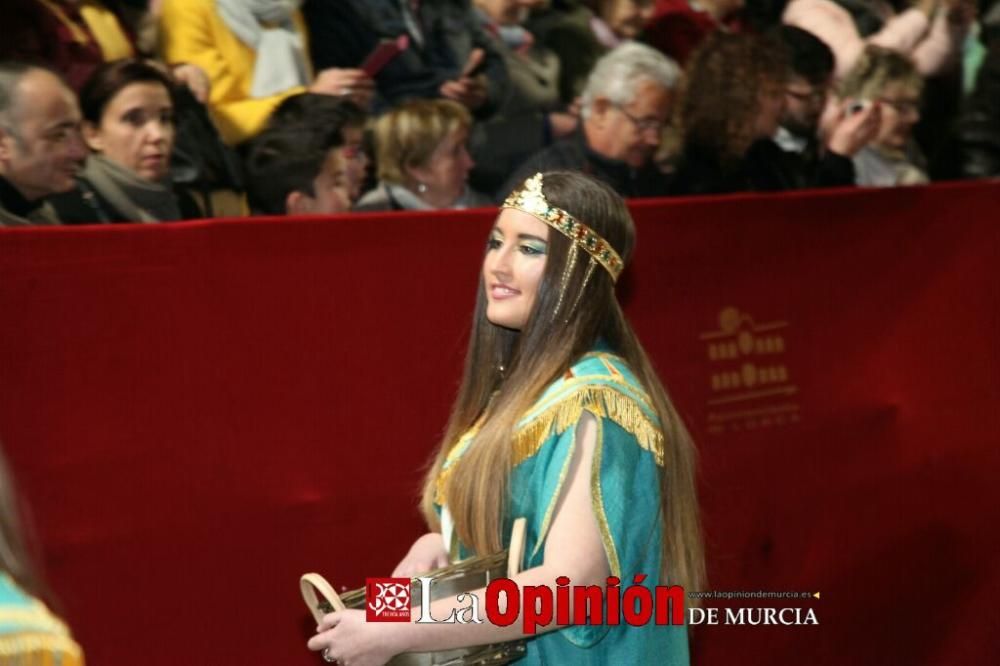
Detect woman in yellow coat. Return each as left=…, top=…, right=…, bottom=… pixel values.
left=158, top=0, right=374, bottom=145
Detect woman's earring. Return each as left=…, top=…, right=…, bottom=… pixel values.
left=417, top=182, right=428, bottom=194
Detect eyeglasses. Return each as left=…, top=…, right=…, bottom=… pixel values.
left=614, top=104, right=664, bottom=134
left=785, top=87, right=827, bottom=104
left=878, top=97, right=920, bottom=116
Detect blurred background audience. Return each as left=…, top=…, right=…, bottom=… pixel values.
left=51, top=58, right=202, bottom=223
left=303, top=0, right=506, bottom=117
left=782, top=0, right=975, bottom=79
left=246, top=94, right=367, bottom=215
left=530, top=0, right=659, bottom=104
left=2, top=0, right=210, bottom=100
left=774, top=25, right=881, bottom=188
left=355, top=99, right=489, bottom=211
left=0, top=63, right=86, bottom=227
left=1, top=0, right=998, bottom=226
left=670, top=32, right=795, bottom=194
left=838, top=45, right=930, bottom=186
left=644, top=0, right=746, bottom=65
left=466, top=0, right=580, bottom=195
left=157, top=0, right=373, bottom=146
left=953, top=2, right=1000, bottom=177
left=503, top=41, right=679, bottom=198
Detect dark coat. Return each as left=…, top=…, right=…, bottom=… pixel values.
left=49, top=180, right=202, bottom=225
left=302, top=0, right=508, bottom=117
left=499, top=129, right=671, bottom=201
left=669, top=138, right=855, bottom=196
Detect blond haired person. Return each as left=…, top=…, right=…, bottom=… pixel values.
left=839, top=46, right=928, bottom=186
left=355, top=99, right=491, bottom=211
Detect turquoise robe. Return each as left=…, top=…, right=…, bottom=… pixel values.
left=0, top=572, right=84, bottom=664
left=437, top=351, right=689, bottom=665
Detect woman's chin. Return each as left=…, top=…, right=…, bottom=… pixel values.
left=485, top=312, right=523, bottom=332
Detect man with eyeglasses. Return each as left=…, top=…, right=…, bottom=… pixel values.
left=0, top=62, right=86, bottom=227
left=500, top=42, right=677, bottom=200
left=773, top=26, right=880, bottom=188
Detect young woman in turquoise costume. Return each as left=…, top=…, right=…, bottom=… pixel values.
left=309, top=171, right=704, bottom=665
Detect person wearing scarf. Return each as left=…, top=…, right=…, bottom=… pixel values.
left=354, top=99, right=491, bottom=212
left=50, top=59, right=201, bottom=223
left=467, top=0, right=577, bottom=194
left=159, top=0, right=373, bottom=145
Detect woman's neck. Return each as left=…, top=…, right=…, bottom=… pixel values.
left=408, top=181, right=458, bottom=209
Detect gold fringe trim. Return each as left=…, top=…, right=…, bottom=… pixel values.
left=435, top=384, right=664, bottom=507
left=513, top=386, right=664, bottom=468
left=0, top=631, right=84, bottom=664
left=0, top=606, right=68, bottom=634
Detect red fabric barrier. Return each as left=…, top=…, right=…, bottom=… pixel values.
left=1, top=182, right=997, bottom=665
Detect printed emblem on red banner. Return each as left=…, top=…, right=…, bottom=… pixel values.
left=701, top=306, right=801, bottom=435
left=366, top=578, right=411, bottom=622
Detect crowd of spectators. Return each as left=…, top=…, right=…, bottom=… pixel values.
left=0, top=0, right=998, bottom=227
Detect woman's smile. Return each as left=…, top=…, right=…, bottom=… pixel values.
left=488, top=283, right=522, bottom=300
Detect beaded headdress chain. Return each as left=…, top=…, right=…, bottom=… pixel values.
left=501, top=173, right=624, bottom=282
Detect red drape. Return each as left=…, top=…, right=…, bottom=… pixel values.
left=1, top=182, right=997, bottom=665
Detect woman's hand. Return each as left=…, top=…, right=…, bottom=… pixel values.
left=311, top=68, right=376, bottom=108
left=171, top=63, right=211, bottom=103
left=439, top=76, right=488, bottom=110
left=308, top=609, right=403, bottom=666
left=392, top=532, right=449, bottom=577
left=440, top=48, right=488, bottom=110
left=826, top=99, right=882, bottom=157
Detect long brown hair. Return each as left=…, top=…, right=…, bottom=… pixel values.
left=0, top=444, right=49, bottom=599
left=419, top=171, right=704, bottom=592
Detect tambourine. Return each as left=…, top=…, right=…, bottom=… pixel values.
left=301, top=518, right=528, bottom=666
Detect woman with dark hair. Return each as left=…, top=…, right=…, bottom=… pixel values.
left=51, top=58, right=201, bottom=224
left=0, top=445, right=84, bottom=664
left=309, top=171, right=704, bottom=665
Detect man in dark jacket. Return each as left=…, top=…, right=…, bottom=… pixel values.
left=500, top=42, right=677, bottom=200
left=0, top=62, right=86, bottom=227
left=303, top=0, right=508, bottom=118
left=773, top=25, right=879, bottom=189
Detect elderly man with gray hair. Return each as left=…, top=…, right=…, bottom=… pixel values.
left=499, top=41, right=679, bottom=199
left=0, top=62, right=86, bottom=227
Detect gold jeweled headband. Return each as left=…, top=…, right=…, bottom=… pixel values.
left=501, top=173, right=624, bottom=282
